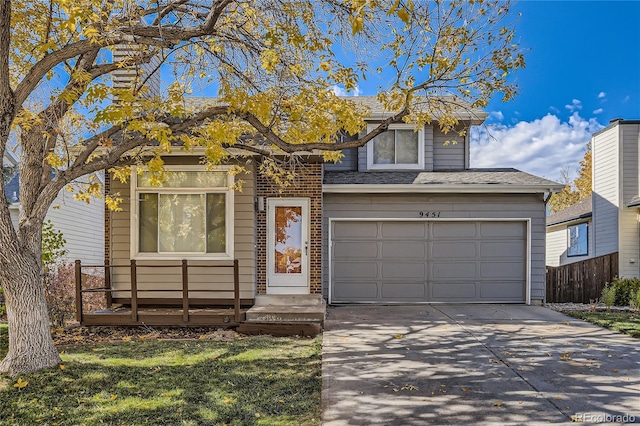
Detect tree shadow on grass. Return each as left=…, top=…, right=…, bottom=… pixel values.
left=0, top=335, right=322, bottom=426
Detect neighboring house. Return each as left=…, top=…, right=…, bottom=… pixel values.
left=545, top=119, right=640, bottom=277
left=592, top=119, right=640, bottom=277
left=546, top=196, right=593, bottom=266
left=99, top=96, right=561, bottom=321
left=3, top=150, right=105, bottom=265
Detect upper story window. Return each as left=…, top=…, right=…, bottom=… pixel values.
left=131, top=166, right=234, bottom=260
left=567, top=222, right=588, bottom=257
left=366, top=123, right=425, bottom=170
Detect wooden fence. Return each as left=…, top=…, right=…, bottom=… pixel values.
left=546, top=252, right=618, bottom=303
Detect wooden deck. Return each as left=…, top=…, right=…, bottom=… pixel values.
left=82, top=306, right=248, bottom=327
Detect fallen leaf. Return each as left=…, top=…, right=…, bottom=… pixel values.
left=110, top=394, right=117, bottom=400
left=59, top=364, right=65, bottom=370
left=401, top=384, right=418, bottom=391
left=493, top=401, right=503, bottom=407
left=13, top=378, right=28, bottom=389
left=461, top=387, right=469, bottom=392
left=394, top=334, right=403, bottom=339
left=612, top=369, right=618, bottom=373
left=563, top=320, right=570, bottom=325
left=554, top=396, right=562, bottom=400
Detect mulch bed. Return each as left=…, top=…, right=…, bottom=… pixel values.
left=51, top=324, right=243, bottom=347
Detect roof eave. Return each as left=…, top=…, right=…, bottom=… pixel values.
left=323, top=183, right=564, bottom=194
left=546, top=213, right=592, bottom=227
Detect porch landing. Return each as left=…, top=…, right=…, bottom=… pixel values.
left=82, top=307, right=248, bottom=327
left=237, top=294, right=326, bottom=337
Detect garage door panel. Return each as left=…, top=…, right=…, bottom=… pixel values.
left=431, top=282, right=477, bottom=299
left=331, top=220, right=526, bottom=303
left=480, top=241, right=525, bottom=258
left=480, top=282, right=525, bottom=300
left=382, top=242, right=426, bottom=258
left=480, top=262, right=524, bottom=279
left=382, top=262, right=426, bottom=279
left=334, top=222, right=378, bottom=238
left=381, top=222, right=426, bottom=238
left=431, top=241, right=477, bottom=259
left=333, top=261, right=379, bottom=278
left=381, top=283, right=426, bottom=299
left=480, top=222, right=525, bottom=238
left=431, top=262, right=476, bottom=279
left=431, top=222, right=477, bottom=238
left=334, top=241, right=378, bottom=258
left=334, top=282, right=379, bottom=299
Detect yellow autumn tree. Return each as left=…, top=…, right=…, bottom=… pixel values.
left=0, top=0, right=525, bottom=375
left=548, top=142, right=592, bottom=213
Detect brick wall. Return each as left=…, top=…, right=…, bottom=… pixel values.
left=256, top=161, right=323, bottom=295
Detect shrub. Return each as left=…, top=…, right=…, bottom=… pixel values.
left=44, top=264, right=107, bottom=327
left=610, top=277, right=640, bottom=306
left=630, top=290, right=640, bottom=312
left=601, top=283, right=616, bottom=311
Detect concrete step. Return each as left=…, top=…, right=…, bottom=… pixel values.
left=254, top=294, right=325, bottom=306
left=244, top=305, right=326, bottom=323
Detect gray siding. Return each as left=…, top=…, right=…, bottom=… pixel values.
left=545, top=220, right=594, bottom=267
left=620, top=124, right=640, bottom=277
left=592, top=125, right=619, bottom=257
left=433, top=128, right=465, bottom=170
left=109, top=158, right=256, bottom=300
left=323, top=193, right=547, bottom=302
left=324, top=148, right=357, bottom=171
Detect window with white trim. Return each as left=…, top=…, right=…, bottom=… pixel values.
left=131, top=166, right=233, bottom=259
left=367, top=123, right=425, bottom=170
left=567, top=222, right=588, bottom=257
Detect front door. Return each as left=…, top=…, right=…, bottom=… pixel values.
left=267, top=198, right=310, bottom=294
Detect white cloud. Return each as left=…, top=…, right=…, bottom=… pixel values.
left=598, top=92, right=606, bottom=98
left=488, top=111, right=504, bottom=122
left=549, top=106, right=560, bottom=114
left=593, top=108, right=603, bottom=114
left=470, top=113, right=603, bottom=181
left=331, top=85, right=362, bottom=97
left=564, top=99, right=583, bottom=112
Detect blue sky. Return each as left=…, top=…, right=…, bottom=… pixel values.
left=336, top=1, right=640, bottom=181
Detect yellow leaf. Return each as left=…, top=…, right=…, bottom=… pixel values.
left=13, top=378, right=28, bottom=389
left=461, top=387, right=469, bottom=392
left=493, top=401, right=503, bottom=407
left=59, top=364, right=65, bottom=370
left=394, top=334, right=403, bottom=339
left=397, top=8, right=410, bottom=24
left=110, top=394, right=117, bottom=400
left=554, top=396, right=562, bottom=400
left=612, top=369, right=618, bottom=373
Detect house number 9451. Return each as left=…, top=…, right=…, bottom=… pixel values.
left=419, top=211, right=441, bottom=218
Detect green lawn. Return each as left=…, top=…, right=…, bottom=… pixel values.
left=566, top=310, right=640, bottom=338
left=0, top=323, right=321, bottom=425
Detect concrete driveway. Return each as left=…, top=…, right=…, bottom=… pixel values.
left=322, top=305, right=640, bottom=425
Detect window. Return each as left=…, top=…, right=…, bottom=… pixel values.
left=131, top=166, right=233, bottom=259
left=568, top=223, right=588, bottom=257
left=366, top=123, right=424, bottom=170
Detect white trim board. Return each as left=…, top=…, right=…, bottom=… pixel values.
left=327, top=217, right=532, bottom=305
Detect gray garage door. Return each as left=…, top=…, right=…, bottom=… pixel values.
left=330, top=220, right=527, bottom=303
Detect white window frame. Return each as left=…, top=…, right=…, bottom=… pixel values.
left=567, top=222, right=588, bottom=257
left=366, top=123, right=425, bottom=170
left=130, top=165, right=234, bottom=260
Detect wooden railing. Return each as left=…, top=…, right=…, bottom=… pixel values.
left=75, top=259, right=240, bottom=324
left=546, top=252, right=618, bottom=303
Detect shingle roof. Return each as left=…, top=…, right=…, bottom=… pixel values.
left=4, top=173, right=19, bottom=203
left=183, top=95, right=489, bottom=124
left=546, top=195, right=592, bottom=226
left=627, top=196, right=640, bottom=207
left=324, top=168, right=561, bottom=188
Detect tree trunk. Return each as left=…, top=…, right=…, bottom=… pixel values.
left=0, top=252, right=61, bottom=376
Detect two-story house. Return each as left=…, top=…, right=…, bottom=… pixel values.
left=80, top=96, right=560, bottom=329
left=546, top=119, right=640, bottom=276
